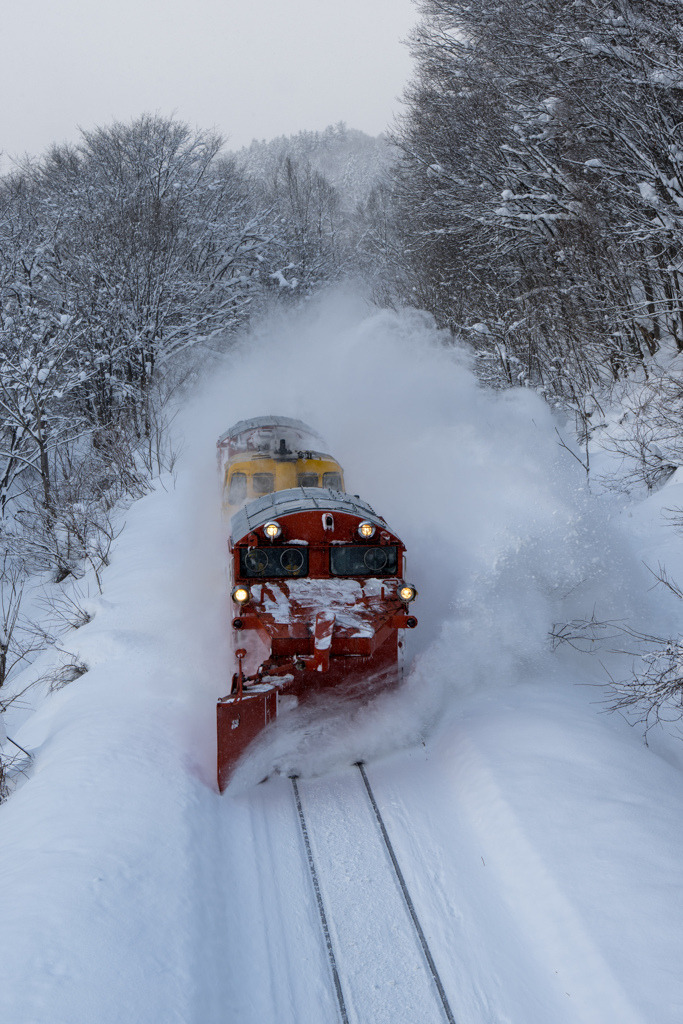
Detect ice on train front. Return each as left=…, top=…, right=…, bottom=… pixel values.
left=216, top=485, right=418, bottom=791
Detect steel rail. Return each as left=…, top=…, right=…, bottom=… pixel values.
left=290, top=775, right=349, bottom=1024
left=355, top=761, right=458, bottom=1024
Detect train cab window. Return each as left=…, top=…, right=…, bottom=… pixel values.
left=227, top=472, right=247, bottom=504
left=298, top=473, right=319, bottom=487
left=240, top=546, right=309, bottom=578
left=330, top=545, right=398, bottom=576
left=252, top=472, right=275, bottom=495
left=323, top=472, right=342, bottom=490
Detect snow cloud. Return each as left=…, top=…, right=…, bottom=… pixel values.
left=171, top=290, right=648, bottom=786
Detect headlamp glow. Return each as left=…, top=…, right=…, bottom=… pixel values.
left=358, top=521, right=376, bottom=540
left=399, top=584, right=417, bottom=604
left=232, top=585, right=251, bottom=605
left=263, top=521, right=282, bottom=540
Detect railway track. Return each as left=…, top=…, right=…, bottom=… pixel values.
left=290, top=764, right=458, bottom=1024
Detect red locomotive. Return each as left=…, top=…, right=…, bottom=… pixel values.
left=216, top=421, right=417, bottom=790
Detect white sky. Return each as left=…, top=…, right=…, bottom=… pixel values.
left=0, top=0, right=417, bottom=169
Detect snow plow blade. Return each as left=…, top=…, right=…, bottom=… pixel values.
left=217, top=685, right=277, bottom=791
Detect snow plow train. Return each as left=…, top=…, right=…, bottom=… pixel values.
left=216, top=417, right=417, bottom=790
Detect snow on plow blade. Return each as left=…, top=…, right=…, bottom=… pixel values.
left=217, top=685, right=277, bottom=791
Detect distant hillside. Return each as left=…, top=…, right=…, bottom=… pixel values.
left=233, top=123, right=394, bottom=208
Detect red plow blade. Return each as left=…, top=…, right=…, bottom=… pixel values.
left=217, top=685, right=277, bottom=791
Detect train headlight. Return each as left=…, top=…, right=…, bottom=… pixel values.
left=232, top=585, right=251, bottom=605
left=399, top=583, right=417, bottom=604
left=358, top=521, right=376, bottom=540
left=263, top=520, right=282, bottom=540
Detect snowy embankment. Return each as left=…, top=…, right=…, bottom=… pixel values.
left=1, top=295, right=682, bottom=1024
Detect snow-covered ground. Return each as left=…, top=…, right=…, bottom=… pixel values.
left=1, top=295, right=682, bottom=1023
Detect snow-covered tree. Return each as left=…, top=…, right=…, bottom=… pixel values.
left=0, top=115, right=282, bottom=589
left=237, top=124, right=393, bottom=208
left=236, top=125, right=397, bottom=293
left=391, top=0, right=683, bottom=399
left=260, top=155, right=346, bottom=292
left=0, top=309, right=90, bottom=513
left=25, top=116, right=271, bottom=429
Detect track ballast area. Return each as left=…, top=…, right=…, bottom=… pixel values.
left=290, top=764, right=458, bottom=1024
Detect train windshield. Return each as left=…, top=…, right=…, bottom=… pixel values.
left=323, top=472, right=342, bottom=489
left=253, top=472, right=275, bottom=495
left=330, top=545, right=398, bottom=576
left=240, top=547, right=309, bottom=578
left=227, top=472, right=247, bottom=504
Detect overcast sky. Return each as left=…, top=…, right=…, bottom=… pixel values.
left=0, top=0, right=417, bottom=169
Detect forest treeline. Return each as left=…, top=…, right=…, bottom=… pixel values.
left=385, top=0, right=683, bottom=414
left=1, top=0, right=683, bottom=708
